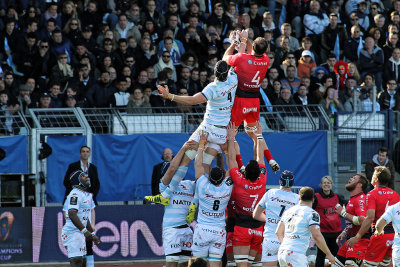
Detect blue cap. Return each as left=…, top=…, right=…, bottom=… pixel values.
left=280, top=170, right=294, bottom=187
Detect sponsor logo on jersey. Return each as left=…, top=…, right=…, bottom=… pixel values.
left=254, top=61, right=268, bottom=66
left=248, top=60, right=253, bottom=65
left=285, top=234, right=300, bottom=239
left=201, top=209, right=224, bottom=218
left=267, top=218, right=279, bottom=224
left=172, top=199, right=191, bottom=206
left=270, top=197, right=296, bottom=205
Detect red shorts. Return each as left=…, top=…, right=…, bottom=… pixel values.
left=337, top=238, right=369, bottom=263
left=364, top=233, right=394, bottom=263
left=226, top=232, right=234, bottom=254
left=231, top=97, right=260, bottom=127
left=233, top=225, right=263, bottom=251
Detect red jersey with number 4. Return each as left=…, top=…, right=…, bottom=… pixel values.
left=228, top=53, right=269, bottom=95
left=229, top=165, right=266, bottom=228
left=367, top=186, right=400, bottom=227
left=345, top=192, right=367, bottom=237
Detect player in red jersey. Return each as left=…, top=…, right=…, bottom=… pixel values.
left=333, top=173, right=369, bottom=267
left=223, top=30, right=279, bottom=174
left=347, top=166, right=400, bottom=267
left=227, top=121, right=266, bottom=267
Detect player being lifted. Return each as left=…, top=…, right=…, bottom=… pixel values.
left=227, top=121, right=267, bottom=267
left=186, top=132, right=233, bottom=267
left=61, top=171, right=100, bottom=267
left=159, top=140, right=198, bottom=267
left=347, top=166, right=400, bottom=267
left=144, top=60, right=238, bottom=205
left=253, top=170, right=299, bottom=267
left=333, top=174, right=369, bottom=267
left=223, top=30, right=279, bottom=174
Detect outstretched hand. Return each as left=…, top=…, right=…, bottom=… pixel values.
left=157, top=84, right=170, bottom=99
left=183, top=140, right=198, bottom=151
left=199, top=130, right=209, bottom=144
left=227, top=122, right=237, bottom=141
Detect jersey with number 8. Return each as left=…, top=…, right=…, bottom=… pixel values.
left=229, top=165, right=267, bottom=228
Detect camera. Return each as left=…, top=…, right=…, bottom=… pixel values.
left=189, top=32, right=196, bottom=39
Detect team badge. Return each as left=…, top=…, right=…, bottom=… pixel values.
left=312, top=212, right=320, bottom=222
left=248, top=60, right=253, bottom=65
left=225, top=177, right=233, bottom=186
left=244, top=184, right=248, bottom=189
left=378, top=191, right=383, bottom=195
left=70, top=196, right=78, bottom=205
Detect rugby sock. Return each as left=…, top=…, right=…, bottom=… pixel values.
left=161, top=166, right=188, bottom=198
left=264, top=149, right=274, bottom=162
left=86, top=255, right=94, bottom=267
left=236, top=154, right=244, bottom=169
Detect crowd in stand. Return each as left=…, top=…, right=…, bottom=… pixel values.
left=0, top=0, right=400, bottom=128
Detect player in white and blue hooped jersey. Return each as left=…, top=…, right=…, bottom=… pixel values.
left=253, top=171, right=299, bottom=266
left=157, top=140, right=198, bottom=267
left=145, top=61, right=237, bottom=207
left=375, top=201, right=400, bottom=266
left=276, top=187, right=335, bottom=267
left=185, top=132, right=233, bottom=267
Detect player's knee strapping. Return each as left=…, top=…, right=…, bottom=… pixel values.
left=209, top=253, right=222, bottom=261
left=248, top=255, right=255, bottom=265
left=252, top=261, right=262, bottom=266
left=381, top=259, right=391, bottom=266
left=332, top=257, right=345, bottom=267
left=166, top=255, right=180, bottom=262
left=202, top=151, right=215, bottom=165
left=227, top=260, right=237, bottom=266
left=363, top=260, right=380, bottom=267
left=161, top=166, right=188, bottom=198
left=234, top=254, right=249, bottom=263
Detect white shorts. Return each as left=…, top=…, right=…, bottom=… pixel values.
left=262, top=237, right=281, bottom=262
left=192, top=224, right=226, bottom=258
left=162, top=226, right=193, bottom=256
left=190, top=122, right=226, bottom=151
left=392, top=246, right=400, bottom=266
left=61, top=230, right=86, bottom=258
left=278, top=249, right=308, bottom=267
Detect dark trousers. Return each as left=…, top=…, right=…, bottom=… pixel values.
left=315, top=232, right=340, bottom=267
left=86, top=239, right=93, bottom=256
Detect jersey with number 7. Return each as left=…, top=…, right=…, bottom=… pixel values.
left=229, top=165, right=267, bottom=228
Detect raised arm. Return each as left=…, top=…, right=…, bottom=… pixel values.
left=157, top=85, right=207, bottom=106
left=375, top=217, right=388, bottom=236
left=162, top=140, right=198, bottom=185
left=227, top=122, right=238, bottom=170
left=195, top=131, right=208, bottom=179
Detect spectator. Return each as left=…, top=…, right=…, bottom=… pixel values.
left=320, top=53, right=338, bottom=85
left=149, top=73, right=176, bottom=112
left=81, top=0, right=103, bottom=35
left=297, top=50, right=317, bottom=78
left=261, top=11, right=280, bottom=40
left=180, top=52, right=198, bottom=71
left=135, top=37, right=158, bottom=71
left=109, top=77, right=130, bottom=108
left=320, top=86, right=343, bottom=117
left=80, top=26, right=98, bottom=54
left=362, top=87, right=381, bottom=112
left=344, top=87, right=362, bottom=112
left=40, top=2, right=62, bottom=29
left=48, top=81, right=63, bottom=108
left=40, top=18, right=57, bottom=42
left=16, top=84, right=33, bottom=114
left=321, top=13, right=348, bottom=62
left=347, top=62, right=361, bottom=83
left=339, top=77, right=357, bottom=106
left=15, top=32, right=37, bottom=77
left=281, top=65, right=301, bottom=94
left=50, top=52, right=74, bottom=90
left=276, top=23, right=300, bottom=52
left=369, top=27, right=385, bottom=48
left=181, top=2, right=206, bottom=27
left=293, top=84, right=310, bottom=105
left=226, top=2, right=240, bottom=25
left=61, top=1, right=79, bottom=28
left=262, top=30, right=276, bottom=53
left=37, top=92, right=52, bottom=109
left=198, top=69, right=209, bottom=91
left=127, top=88, right=152, bottom=114
left=239, top=13, right=260, bottom=38
left=126, top=3, right=142, bottom=26
left=86, top=70, right=115, bottom=107
left=248, top=2, right=262, bottom=30
left=158, top=36, right=184, bottom=66
left=177, top=67, right=198, bottom=96
left=344, top=25, right=363, bottom=63
left=151, top=147, right=173, bottom=195
left=356, top=1, right=370, bottom=32
left=143, top=19, right=162, bottom=45
left=334, top=61, right=349, bottom=91
left=75, top=64, right=95, bottom=96
left=205, top=3, right=231, bottom=37
left=113, top=13, right=141, bottom=43
left=181, top=25, right=205, bottom=57
left=383, top=33, right=399, bottom=61
left=274, top=87, right=297, bottom=115
left=180, top=0, right=206, bottom=15
left=275, top=36, right=291, bottom=65
left=268, top=80, right=283, bottom=105
left=360, top=73, right=376, bottom=88
left=384, top=48, right=400, bottom=84
left=165, top=14, right=181, bottom=39
left=378, top=79, right=400, bottom=110
left=280, top=53, right=298, bottom=77
left=154, top=51, right=177, bottom=82
left=313, top=176, right=345, bottom=267
left=294, top=36, right=319, bottom=64
left=0, top=90, right=17, bottom=136
left=303, top=0, right=329, bottom=37
left=115, top=38, right=135, bottom=64
left=4, top=72, right=19, bottom=99
left=63, top=18, right=82, bottom=46
left=140, top=0, right=166, bottom=30
left=64, top=94, right=77, bottom=108
left=365, top=147, right=396, bottom=189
